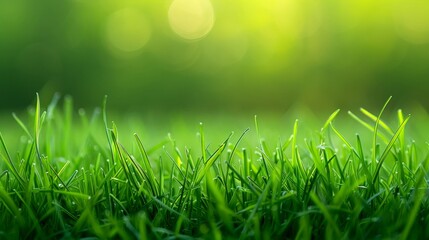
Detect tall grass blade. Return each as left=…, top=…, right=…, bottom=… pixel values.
left=0, top=132, right=25, bottom=187
left=194, top=137, right=229, bottom=186
left=372, top=115, right=410, bottom=186
left=135, top=134, right=159, bottom=197
left=371, top=96, right=392, bottom=168
left=321, top=109, right=340, bottom=133
left=12, top=113, right=32, bottom=139
left=360, top=107, right=394, bottom=135
left=348, top=111, right=389, bottom=144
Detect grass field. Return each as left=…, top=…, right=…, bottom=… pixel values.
left=0, top=94, right=429, bottom=239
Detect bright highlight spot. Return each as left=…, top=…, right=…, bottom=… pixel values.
left=106, top=9, right=151, bottom=52
left=176, top=156, right=182, bottom=168
left=168, top=0, right=215, bottom=40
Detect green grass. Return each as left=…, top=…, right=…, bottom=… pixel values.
left=0, top=94, right=429, bottom=239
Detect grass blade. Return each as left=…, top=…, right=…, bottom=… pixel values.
left=194, top=137, right=229, bottom=186
left=372, top=115, right=410, bottom=186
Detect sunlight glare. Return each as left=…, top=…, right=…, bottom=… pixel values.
left=168, top=0, right=215, bottom=40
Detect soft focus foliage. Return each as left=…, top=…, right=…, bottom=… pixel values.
left=1, top=0, right=429, bottom=111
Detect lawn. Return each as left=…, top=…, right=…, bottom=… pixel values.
left=0, top=94, right=428, bottom=239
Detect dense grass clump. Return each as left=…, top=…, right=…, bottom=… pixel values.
left=0, top=94, right=428, bottom=239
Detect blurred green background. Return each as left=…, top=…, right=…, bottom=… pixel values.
left=1, top=0, right=429, bottom=113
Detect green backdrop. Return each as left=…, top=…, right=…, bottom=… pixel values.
left=1, top=0, right=429, bottom=112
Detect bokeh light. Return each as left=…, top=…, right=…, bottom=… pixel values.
left=106, top=8, right=152, bottom=53
left=1, top=0, right=429, bottom=111
left=168, top=0, right=215, bottom=40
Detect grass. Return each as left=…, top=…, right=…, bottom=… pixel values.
left=0, top=94, right=429, bottom=239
